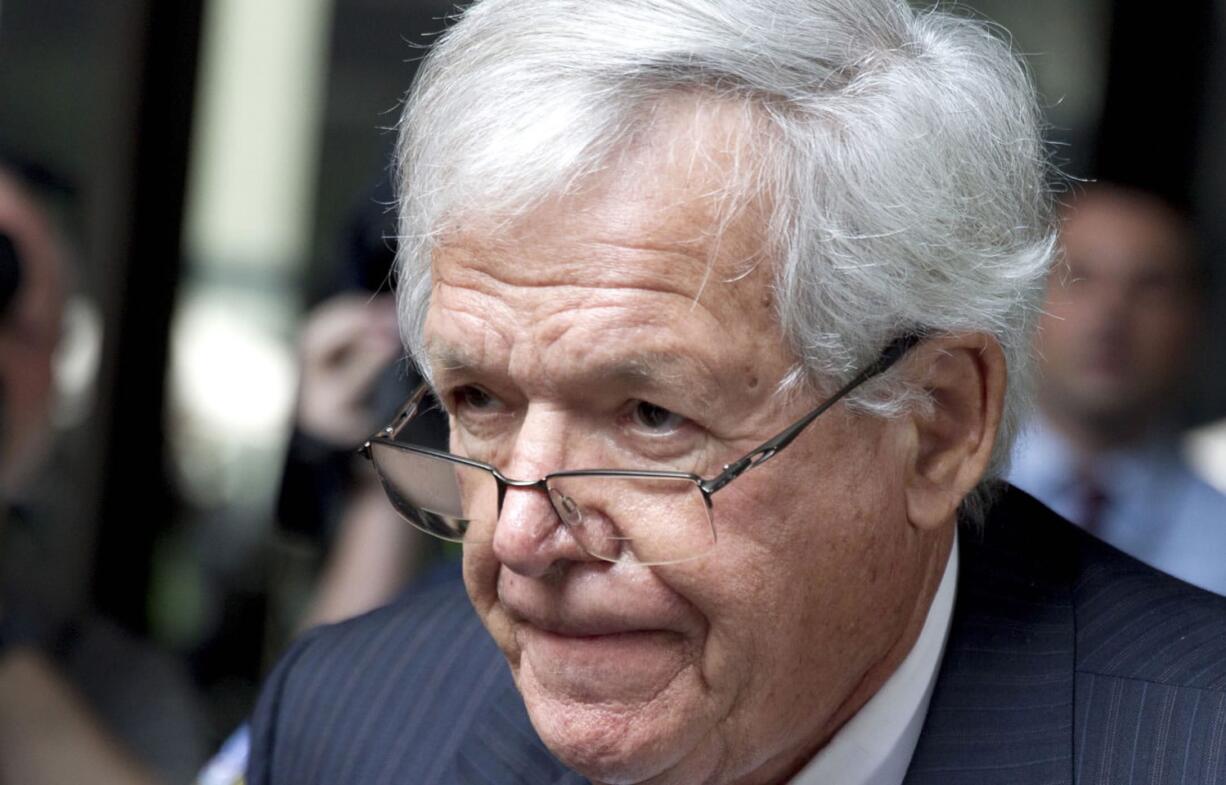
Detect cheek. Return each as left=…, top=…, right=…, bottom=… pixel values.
left=462, top=544, right=503, bottom=630
left=1037, top=300, right=1088, bottom=348
left=1035, top=308, right=1066, bottom=347
left=681, top=421, right=903, bottom=708
left=1138, top=311, right=1194, bottom=352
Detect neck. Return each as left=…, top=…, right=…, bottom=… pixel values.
left=763, top=525, right=956, bottom=785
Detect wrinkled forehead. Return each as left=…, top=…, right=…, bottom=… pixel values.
left=430, top=97, right=775, bottom=307
left=420, top=103, right=791, bottom=391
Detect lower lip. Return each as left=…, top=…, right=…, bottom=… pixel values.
left=519, top=627, right=689, bottom=700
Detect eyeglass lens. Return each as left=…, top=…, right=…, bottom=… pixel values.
left=368, top=443, right=715, bottom=564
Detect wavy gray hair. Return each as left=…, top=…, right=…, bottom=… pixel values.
left=393, top=0, right=1057, bottom=518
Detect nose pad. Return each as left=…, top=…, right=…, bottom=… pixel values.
left=548, top=487, right=583, bottom=526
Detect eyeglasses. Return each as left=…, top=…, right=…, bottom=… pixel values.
left=361, top=334, right=920, bottom=566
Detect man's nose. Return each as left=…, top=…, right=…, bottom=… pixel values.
left=1080, top=275, right=1132, bottom=315
left=490, top=409, right=592, bottom=577
left=492, top=484, right=594, bottom=577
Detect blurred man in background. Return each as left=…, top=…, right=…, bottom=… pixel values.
left=1010, top=183, right=1226, bottom=595
left=0, top=164, right=205, bottom=785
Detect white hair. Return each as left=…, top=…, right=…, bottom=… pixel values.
left=393, top=0, right=1057, bottom=518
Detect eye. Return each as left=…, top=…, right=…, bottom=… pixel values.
left=630, top=400, right=687, bottom=434
left=1063, top=264, right=1091, bottom=288
left=452, top=385, right=500, bottom=413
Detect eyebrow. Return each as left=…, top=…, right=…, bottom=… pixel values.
left=425, top=344, right=480, bottom=376
left=424, top=342, right=720, bottom=410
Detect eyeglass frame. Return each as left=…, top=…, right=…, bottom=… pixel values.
left=360, top=333, right=921, bottom=554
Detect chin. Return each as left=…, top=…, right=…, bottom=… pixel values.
left=516, top=671, right=715, bottom=785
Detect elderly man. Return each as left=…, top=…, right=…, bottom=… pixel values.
left=248, top=1, right=1226, bottom=783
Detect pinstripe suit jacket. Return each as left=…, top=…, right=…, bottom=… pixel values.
left=247, top=487, right=1226, bottom=784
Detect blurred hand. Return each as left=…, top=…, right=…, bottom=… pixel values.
left=295, top=293, right=402, bottom=447
left=301, top=481, right=427, bottom=630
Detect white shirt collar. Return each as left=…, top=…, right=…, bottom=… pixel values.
left=789, top=533, right=958, bottom=785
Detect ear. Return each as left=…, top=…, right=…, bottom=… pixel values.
left=899, top=333, right=1005, bottom=531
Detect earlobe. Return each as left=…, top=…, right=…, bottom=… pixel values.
left=902, top=334, right=1006, bottom=531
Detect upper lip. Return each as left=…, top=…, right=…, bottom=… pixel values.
left=498, top=576, right=691, bottom=638
left=503, top=598, right=661, bottom=637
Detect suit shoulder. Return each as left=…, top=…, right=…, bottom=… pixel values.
left=248, top=562, right=510, bottom=785
left=281, top=562, right=498, bottom=702
left=980, top=486, right=1226, bottom=690
left=1073, top=532, right=1226, bottom=690
left=1070, top=530, right=1226, bottom=784
left=303, top=561, right=487, bottom=663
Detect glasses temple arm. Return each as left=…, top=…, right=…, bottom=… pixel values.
left=359, top=384, right=434, bottom=455
left=702, top=334, right=921, bottom=494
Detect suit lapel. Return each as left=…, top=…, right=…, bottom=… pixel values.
left=905, top=490, right=1077, bottom=785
